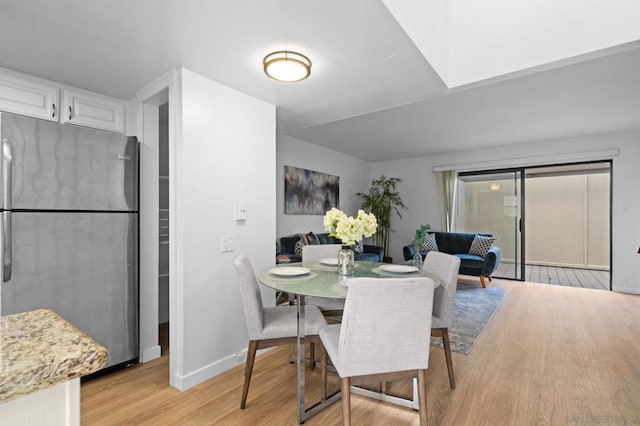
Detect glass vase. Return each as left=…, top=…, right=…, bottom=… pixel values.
left=338, top=245, right=355, bottom=276
left=413, top=251, right=423, bottom=269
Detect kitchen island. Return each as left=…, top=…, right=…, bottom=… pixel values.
left=0, top=308, right=108, bottom=424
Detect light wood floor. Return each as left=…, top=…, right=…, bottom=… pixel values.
left=81, top=277, right=640, bottom=425
left=494, top=263, right=610, bottom=290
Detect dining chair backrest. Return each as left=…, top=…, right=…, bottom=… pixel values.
left=423, top=251, right=460, bottom=327
left=234, top=255, right=264, bottom=340
left=302, top=244, right=343, bottom=262
left=337, top=277, right=435, bottom=378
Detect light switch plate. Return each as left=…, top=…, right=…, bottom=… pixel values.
left=220, top=235, right=235, bottom=253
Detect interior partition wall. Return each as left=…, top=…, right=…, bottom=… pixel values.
left=454, top=161, right=611, bottom=287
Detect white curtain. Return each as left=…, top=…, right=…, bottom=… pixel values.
left=436, top=170, right=458, bottom=232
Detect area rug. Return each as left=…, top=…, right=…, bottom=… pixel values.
left=430, top=284, right=507, bottom=355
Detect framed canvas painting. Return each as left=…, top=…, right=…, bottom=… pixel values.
left=284, top=165, right=339, bottom=215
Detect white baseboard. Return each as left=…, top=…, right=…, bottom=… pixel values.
left=140, top=345, right=162, bottom=363
left=612, top=285, right=640, bottom=295
left=174, top=353, right=240, bottom=391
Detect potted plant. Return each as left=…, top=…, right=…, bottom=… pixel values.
left=357, top=175, right=407, bottom=262
left=412, top=224, right=431, bottom=267
left=413, top=224, right=431, bottom=248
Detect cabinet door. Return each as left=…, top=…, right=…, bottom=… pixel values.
left=0, top=72, right=58, bottom=121
left=62, top=88, right=126, bottom=133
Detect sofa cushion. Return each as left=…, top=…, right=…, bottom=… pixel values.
left=419, top=233, right=438, bottom=252
left=469, top=235, right=496, bottom=257
left=354, top=252, right=379, bottom=262
left=280, top=235, right=301, bottom=254
left=293, top=239, right=304, bottom=255
left=302, top=231, right=320, bottom=245
left=437, top=232, right=477, bottom=254
left=353, top=240, right=363, bottom=253
left=317, top=232, right=339, bottom=245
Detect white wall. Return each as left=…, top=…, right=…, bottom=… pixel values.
left=276, top=135, right=371, bottom=238
left=372, top=130, right=640, bottom=294
left=175, top=68, right=276, bottom=389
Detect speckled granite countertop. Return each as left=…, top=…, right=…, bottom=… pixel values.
left=0, top=309, right=108, bottom=403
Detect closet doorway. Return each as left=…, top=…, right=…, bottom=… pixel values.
left=158, top=102, right=170, bottom=353
left=455, top=161, right=611, bottom=290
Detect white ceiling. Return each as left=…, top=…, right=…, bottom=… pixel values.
left=383, top=0, right=640, bottom=88
left=1, top=0, right=639, bottom=161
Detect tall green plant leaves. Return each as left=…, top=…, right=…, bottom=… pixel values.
left=356, top=175, right=407, bottom=257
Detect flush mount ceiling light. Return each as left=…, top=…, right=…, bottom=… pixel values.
left=263, top=50, right=311, bottom=82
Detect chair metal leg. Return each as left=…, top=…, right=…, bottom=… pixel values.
left=321, top=348, right=328, bottom=401
left=342, top=377, right=351, bottom=426
left=310, top=342, right=316, bottom=370
left=240, top=340, right=259, bottom=409
left=441, top=328, right=455, bottom=389
left=417, top=369, right=428, bottom=426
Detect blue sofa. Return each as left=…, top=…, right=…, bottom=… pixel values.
left=403, top=232, right=501, bottom=288
left=278, top=232, right=384, bottom=263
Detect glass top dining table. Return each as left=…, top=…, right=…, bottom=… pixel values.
left=257, top=260, right=440, bottom=424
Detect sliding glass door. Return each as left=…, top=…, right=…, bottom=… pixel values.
left=455, top=170, right=524, bottom=280
left=523, top=162, right=611, bottom=289
left=454, top=161, right=611, bottom=288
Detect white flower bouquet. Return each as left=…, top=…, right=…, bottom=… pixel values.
left=323, top=208, right=377, bottom=245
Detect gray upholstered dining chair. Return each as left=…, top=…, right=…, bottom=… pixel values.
left=302, top=244, right=345, bottom=316
left=234, top=255, right=327, bottom=409
left=423, top=251, right=461, bottom=389
left=319, top=277, right=435, bottom=425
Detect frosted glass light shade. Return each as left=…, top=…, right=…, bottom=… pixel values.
left=263, top=51, right=311, bottom=82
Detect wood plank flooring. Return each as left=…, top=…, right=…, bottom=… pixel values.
left=494, top=263, right=610, bottom=290
left=81, top=278, right=640, bottom=425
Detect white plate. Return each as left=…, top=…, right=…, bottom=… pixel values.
left=269, top=267, right=311, bottom=277
left=319, top=258, right=338, bottom=266
left=379, top=264, right=419, bottom=273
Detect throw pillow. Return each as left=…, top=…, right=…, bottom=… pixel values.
left=302, top=231, right=320, bottom=245
left=469, top=235, right=496, bottom=257
left=419, top=233, right=439, bottom=252
left=293, top=239, right=304, bottom=255
left=352, top=240, right=363, bottom=253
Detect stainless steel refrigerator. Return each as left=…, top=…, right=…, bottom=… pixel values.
left=0, top=111, right=138, bottom=369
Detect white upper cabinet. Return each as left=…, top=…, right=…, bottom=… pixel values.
left=62, top=89, right=126, bottom=133
left=0, top=72, right=59, bottom=121
left=0, top=67, right=126, bottom=133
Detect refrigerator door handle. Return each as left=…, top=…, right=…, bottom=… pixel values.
left=2, top=139, right=13, bottom=282
left=2, top=138, right=13, bottom=210
left=2, top=211, right=11, bottom=282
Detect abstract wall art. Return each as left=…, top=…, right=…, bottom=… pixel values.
left=284, top=165, right=339, bottom=215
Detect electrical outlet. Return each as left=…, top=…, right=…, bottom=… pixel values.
left=236, top=204, right=247, bottom=221
left=220, top=235, right=235, bottom=253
